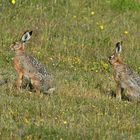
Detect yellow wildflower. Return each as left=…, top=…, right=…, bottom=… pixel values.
left=91, top=11, right=95, bottom=15
left=26, top=135, right=32, bottom=140
left=99, top=25, right=104, bottom=30
left=63, top=121, right=67, bottom=124
left=11, top=0, right=16, bottom=4
left=102, top=62, right=109, bottom=69
left=124, top=31, right=129, bottom=35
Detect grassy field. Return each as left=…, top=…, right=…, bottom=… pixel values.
left=0, top=0, right=140, bottom=139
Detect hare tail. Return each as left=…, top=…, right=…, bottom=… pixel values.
left=46, top=87, right=56, bottom=94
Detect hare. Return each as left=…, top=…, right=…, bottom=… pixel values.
left=10, top=31, right=55, bottom=94
left=108, top=42, right=140, bottom=102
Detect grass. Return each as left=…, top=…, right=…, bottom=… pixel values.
left=0, top=0, right=140, bottom=139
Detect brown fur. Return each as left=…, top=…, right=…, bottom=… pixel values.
left=10, top=31, right=55, bottom=94
left=11, top=42, right=30, bottom=89
left=108, top=42, right=140, bottom=102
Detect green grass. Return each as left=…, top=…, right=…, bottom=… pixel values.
left=111, top=0, right=140, bottom=11
left=0, top=0, right=140, bottom=139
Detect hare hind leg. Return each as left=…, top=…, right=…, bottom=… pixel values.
left=31, top=78, right=41, bottom=95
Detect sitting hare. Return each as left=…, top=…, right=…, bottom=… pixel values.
left=10, top=31, right=55, bottom=94
left=108, top=42, right=140, bottom=101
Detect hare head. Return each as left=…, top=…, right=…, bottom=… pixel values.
left=10, top=31, right=33, bottom=52
left=108, top=41, right=123, bottom=66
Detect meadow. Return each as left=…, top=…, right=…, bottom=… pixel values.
left=0, top=0, right=140, bottom=139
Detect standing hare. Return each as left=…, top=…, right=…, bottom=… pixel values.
left=108, top=42, right=140, bottom=102
left=10, top=31, right=55, bottom=94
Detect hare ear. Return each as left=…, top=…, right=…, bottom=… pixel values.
left=21, top=31, right=33, bottom=43
left=115, top=41, right=122, bottom=54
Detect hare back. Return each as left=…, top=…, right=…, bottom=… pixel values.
left=14, top=54, right=50, bottom=76
left=114, top=64, right=140, bottom=96
left=26, top=54, right=49, bottom=77
left=127, top=76, right=140, bottom=89
left=115, top=64, right=140, bottom=87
